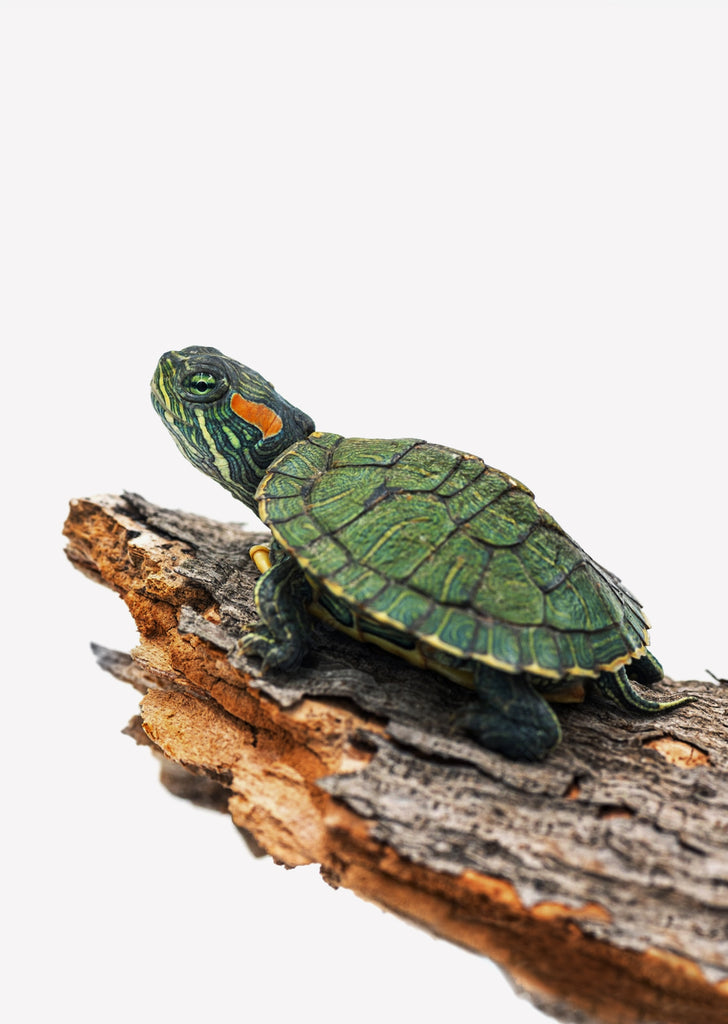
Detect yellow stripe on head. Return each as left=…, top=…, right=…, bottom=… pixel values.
left=194, top=407, right=233, bottom=483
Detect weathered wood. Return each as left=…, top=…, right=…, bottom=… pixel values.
left=63, top=492, right=728, bottom=1024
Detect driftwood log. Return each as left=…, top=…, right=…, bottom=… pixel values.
left=63, top=493, right=728, bottom=1024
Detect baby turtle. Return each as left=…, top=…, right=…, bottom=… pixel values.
left=151, top=346, right=693, bottom=760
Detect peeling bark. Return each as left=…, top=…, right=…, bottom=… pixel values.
left=63, top=493, right=728, bottom=1024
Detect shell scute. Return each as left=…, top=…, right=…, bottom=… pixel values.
left=259, top=472, right=307, bottom=499
left=488, top=621, right=522, bottom=670
left=409, top=533, right=485, bottom=606
left=472, top=549, right=544, bottom=625
left=519, top=627, right=562, bottom=676
left=271, top=510, right=324, bottom=548
left=336, top=492, right=451, bottom=581
left=386, top=443, right=461, bottom=491
left=269, top=444, right=329, bottom=481
left=436, top=454, right=486, bottom=496
left=623, top=600, right=650, bottom=638
left=592, top=578, right=629, bottom=627
left=260, top=493, right=307, bottom=522
left=413, top=603, right=474, bottom=653
left=445, top=471, right=510, bottom=523
left=544, top=564, right=610, bottom=632
left=331, top=437, right=420, bottom=467
left=309, top=466, right=388, bottom=531
left=432, top=606, right=479, bottom=655
left=318, top=558, right=386, bottom=603
left=465, top=489, right=541, bottom=546
left=365, top=585, right=433, bottom=630
left=302, top=534, right=350, bottom=574
left=590, top=627, right=638, bottom=667
left=518, top=526, right=582, bottom=592
left=560, top=630, right=596, bottom=674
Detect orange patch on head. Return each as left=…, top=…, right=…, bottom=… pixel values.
left=230, top=392, right=283, bottom=438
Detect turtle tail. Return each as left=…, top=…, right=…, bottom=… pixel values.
left=595, top=665, right=695, bottom=713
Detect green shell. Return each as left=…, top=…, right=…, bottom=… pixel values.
left=256, top=431, right=649, bottom=680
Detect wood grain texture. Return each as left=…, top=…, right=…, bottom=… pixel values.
left=63, top=493, right=728, bottom=1024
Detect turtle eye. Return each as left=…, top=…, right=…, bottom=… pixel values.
left=181, top=370, right=226, bottom=401
left=189, top=372, right=217, bottom=394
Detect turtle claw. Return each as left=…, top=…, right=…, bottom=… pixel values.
left=238, top=624, right=307, bottom=673
left=238, top=626, right=275, bottom=664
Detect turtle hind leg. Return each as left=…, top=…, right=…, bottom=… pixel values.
left=459, top=663, right=562, bottom=761
left=626, top=650, right=664, bottom=686
left=239, top=545, right=313, bottom=672
left=595, top=666, right=696, bottom=713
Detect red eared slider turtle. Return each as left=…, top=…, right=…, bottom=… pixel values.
left=151, top=346, right=693, bottom=760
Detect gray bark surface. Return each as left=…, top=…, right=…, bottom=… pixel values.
left=64, top=492, right=728, bottom=1024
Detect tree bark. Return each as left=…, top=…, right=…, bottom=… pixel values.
left=63, top=492, right=728, bottom=1024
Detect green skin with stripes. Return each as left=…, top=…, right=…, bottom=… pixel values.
left=151, top=346, right=694, bottom=761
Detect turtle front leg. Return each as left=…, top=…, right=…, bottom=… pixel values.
left=459, top=663, right=562, bottom=761
left=239, top=542, right=313, bottom=672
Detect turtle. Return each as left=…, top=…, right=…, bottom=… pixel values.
left=150, top=345, right=693, bottom=761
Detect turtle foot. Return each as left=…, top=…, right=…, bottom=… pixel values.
left=458, top=664, right=562, bottom=761
left=238, top=624, right=307, bottom=673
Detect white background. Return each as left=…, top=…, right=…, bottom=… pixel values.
left=2, top=4, right=726, bottom=1023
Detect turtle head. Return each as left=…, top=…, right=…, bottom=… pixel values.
left=151, top=346, right=315, bottom=511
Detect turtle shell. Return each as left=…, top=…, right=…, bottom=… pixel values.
left=256, top=431, right=650, bottom=679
